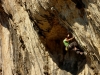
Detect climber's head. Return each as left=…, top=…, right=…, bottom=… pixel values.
left=66, top=32, right=72, bottom=39
left=67, top=34, right=70, bottom=38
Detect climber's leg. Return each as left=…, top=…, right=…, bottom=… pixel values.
left=68, top=41, right=78, bottom=50
left=69, top=41, right=78, bottom=48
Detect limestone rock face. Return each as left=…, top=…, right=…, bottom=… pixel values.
left=0, top=0, right=100, bottom=75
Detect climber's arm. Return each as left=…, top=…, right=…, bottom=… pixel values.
left=66, top=37, right=74, bottom=41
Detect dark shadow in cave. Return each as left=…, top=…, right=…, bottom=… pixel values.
left=46, top=38, right=86, bottom=75
left=37, top=28, right=86, bottom=75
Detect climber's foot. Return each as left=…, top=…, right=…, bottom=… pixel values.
left=80, top=52, right=84, bottom=55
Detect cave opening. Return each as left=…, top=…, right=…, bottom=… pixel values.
left=32, top=11, right=86, bottom=74
left=36, top=22, right=86, bottom=74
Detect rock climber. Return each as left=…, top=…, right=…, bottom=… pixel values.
left=63, top=32, right=83, bottom=55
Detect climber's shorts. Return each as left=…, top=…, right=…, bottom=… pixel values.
left=68, top=41, right=78, bottom=49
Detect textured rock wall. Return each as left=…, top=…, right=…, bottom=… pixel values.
left=0, top=0, right=100, bottom=75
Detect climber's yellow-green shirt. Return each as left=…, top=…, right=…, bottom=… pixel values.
left=63, top=39, right=69, bottom=47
